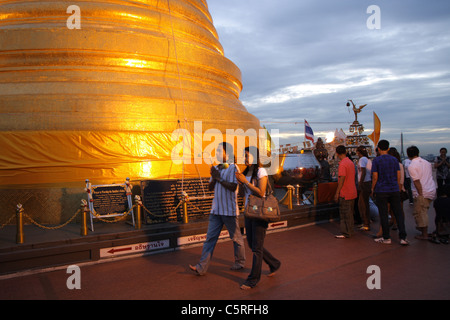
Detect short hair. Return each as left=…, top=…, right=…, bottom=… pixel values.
left=377, top=140, right=390, bottom=151
left=407, top=145, right=420, bottom=158
left=440, top=147, right=448, bottom=153
left=336, top=145, right=346, bottom=155
left=219, top=142, right=234, bottom=162
left=356, top=146, right=368, bottom=157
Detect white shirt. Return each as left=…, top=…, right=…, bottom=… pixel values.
left=408, top=157, right=436, bottom=200
left=244, top=167, right=268, bottom=206
left=357, top=156, right=372, bottom=182
left=403, top=158, right=412, bottom=179
left=210, top=164, right=240, bottom=216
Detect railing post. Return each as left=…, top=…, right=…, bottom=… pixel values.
left=287, top=185, right=294, bottom=210
left=134, top=195, right=142, bottom=230
left=80, top=200, right=88, bottom=236
left=16, top=204, right=24, bottom=244
left=181, top=191, right=188, bottom=224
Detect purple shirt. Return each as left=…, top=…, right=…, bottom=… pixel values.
left=371, top=154, right=400, bottom=193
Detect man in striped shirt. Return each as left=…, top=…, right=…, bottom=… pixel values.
left=189, top=142, right=245, bottom=275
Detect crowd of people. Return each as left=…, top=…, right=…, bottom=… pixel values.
left=187, top=141, right=449, bottom=290
left=334, top=141, right=450, bottom=245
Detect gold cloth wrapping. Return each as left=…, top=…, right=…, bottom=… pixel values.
left=0, top=0, right=261, bottom=189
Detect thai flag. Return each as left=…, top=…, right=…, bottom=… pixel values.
left=305, top=120, right=314, bottom=143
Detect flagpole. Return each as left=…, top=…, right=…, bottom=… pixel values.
left=303, top=119, right=306, bottom=143
left=303, top=119, right=306, bottom=149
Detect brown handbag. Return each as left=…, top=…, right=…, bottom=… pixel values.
left=244, top=180, right=280, bottom=222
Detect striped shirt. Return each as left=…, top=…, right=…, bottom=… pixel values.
left=210, top=164, right=240, bottom=216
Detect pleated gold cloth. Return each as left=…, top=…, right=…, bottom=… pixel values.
left=0, top=0, right=261, bottom=188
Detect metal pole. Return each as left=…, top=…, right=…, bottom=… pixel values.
left=295, top=184, right=301, bottom=206
left=16, top=204, right=24, bottom=244
left=80, top=200, right=88, bottom=236
left=287, top=185, right=293, bottom=210
left=134, top=195, right=142, bottom=230
left=181, top=192, right=188, bottom=224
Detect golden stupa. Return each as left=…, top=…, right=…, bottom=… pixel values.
left=0, top=0, right=261, bottom=222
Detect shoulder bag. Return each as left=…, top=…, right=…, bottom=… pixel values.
left=244, top=178, right=280, bottom=222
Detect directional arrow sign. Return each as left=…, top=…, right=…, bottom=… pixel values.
left=268, top=220, right=288, bottom=230
left=100, top=240, right=170, bottom=258
left=107, top=247, right=132, bottom=255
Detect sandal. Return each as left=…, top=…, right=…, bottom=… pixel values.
left=240, top=284, right=252, bottom=290
left=189, top=264, right=202, bottom=276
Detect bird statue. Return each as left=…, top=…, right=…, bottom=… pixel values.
left=347, top=100, right=367, bottom=123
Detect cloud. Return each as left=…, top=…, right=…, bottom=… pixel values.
left=208, top=0, right=450, bottom=154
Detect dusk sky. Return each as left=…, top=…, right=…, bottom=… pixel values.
left=208, top=0, right=450, bottom=156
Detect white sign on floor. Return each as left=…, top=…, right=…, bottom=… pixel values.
left=100, top=240, right=170, bottom=258
left=177, top=230, right=230, bottom=246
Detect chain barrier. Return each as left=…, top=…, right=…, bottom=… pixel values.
left=1, top=200, right=138, bottom=243
left=278, top=185, right=294, bottom=204
left=23, top=209, right=81, bottom=230
left=140, top=200, right=183, bottom=218
left=0, top=207, right=81, bottom=230
left=0, top=213, right=16, bottom=229
left=89, top=204, right=136, bottom=223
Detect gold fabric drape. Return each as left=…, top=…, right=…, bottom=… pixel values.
left=0, top=0, right=261, bottom=188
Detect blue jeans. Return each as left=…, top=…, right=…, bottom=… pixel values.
left=243, top=218, right=281, bottom=288
left=375, top=191, right=407, bottom=240
left=195, top=214, right=245, bottom=275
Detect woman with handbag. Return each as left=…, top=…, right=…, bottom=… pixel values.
left=236, top=146, right=281, bottom=289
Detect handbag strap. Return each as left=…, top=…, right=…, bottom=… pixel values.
left=250, top=170, right=273, bottom=198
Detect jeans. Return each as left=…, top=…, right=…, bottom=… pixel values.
left=374, top=192, right=407, bottom=240
left=243, top=218, right=281, bottom=288
left=195, top=214, right=245, bottom=275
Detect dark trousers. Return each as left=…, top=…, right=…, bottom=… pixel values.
left=358, top=181, right=372, bottom=227
left=437, top=178, right=450, bottom=191
left=404, top=177, right=414, bottom=203
left=244, top=218, right=281, bottom=288
left=375, top=191, right=407, bottom=240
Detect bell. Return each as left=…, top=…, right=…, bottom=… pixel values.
left=0, top=0, right=261, bottom=187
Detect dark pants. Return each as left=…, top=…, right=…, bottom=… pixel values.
left=358, top=181, right=372, bottom=227
left=375, top=192, right=407, bottom=240
left=404, top=177, right=414, bottom=203
left=243, top=218, right=281, bottom=288
left=437, top=178, right=450, bottom=191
